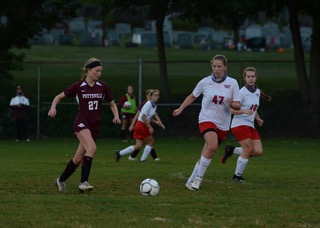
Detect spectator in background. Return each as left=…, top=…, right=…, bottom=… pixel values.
left=10, top=85, right=30, bottom=141
left=119, top=85, right=138, bottom=142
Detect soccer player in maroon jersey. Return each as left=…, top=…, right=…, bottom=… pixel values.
left=48, top=57, right=121, bottom=193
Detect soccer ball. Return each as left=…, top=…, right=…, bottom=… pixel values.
left=124, top=101, right=131, bottom=109
left=140, top=178, right=160, bottom=196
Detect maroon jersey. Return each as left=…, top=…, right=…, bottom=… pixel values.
left=64, top=80, right=114, bottom=130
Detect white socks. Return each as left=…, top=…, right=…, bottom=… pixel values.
left=187, top=162, right=199, bottom=183
left=119, top=145, right=134, bottom=156
left=196, top=155, right=212, bottom=178
left=235, top=156, right=249, bottom=176
left=233, top=147, right=243, bottom=155
left=140, top=145, right=152, bottom=161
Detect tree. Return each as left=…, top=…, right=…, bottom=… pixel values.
left=262, top=0, right=320, bottom=127
left=0, top=0, right=79, bottom=97
left=115, top=0, right=173, bottom=102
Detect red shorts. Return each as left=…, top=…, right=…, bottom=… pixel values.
left=231, top=125, right=260, bottom=142
left=133, top=121, right=151, bottom=139
left=121, top=113, right=135, bottom=120
left=199, top=121, right=228, bottom=142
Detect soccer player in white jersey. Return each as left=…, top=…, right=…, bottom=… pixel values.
left=221, top=67, right=264, bottom=181
left=116, top=89, right=165, bottom=162
left=173, top=54, right=241, bottom=190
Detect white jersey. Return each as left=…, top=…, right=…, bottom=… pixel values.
left=193, top=75, right=240, bottom=130
left=231, top=87, right=260, bottom=128
left=10, top=95, right=30, bottom=106
left=138, top=100, right=157, bottom=123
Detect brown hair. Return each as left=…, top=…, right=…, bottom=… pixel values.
left=243, top=67, right=257, bottom=78
left=210, top=54, right=228, bottom=67
left=81, top=57, right=102, bottom=80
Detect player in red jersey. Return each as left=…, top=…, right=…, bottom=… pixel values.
left=48, top=57, right=121, bottom=193
left=119, top=85, right=138, bottom=142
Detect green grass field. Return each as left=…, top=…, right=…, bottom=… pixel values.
left=10, top=45, right=300, bottom=102
left=1, top=138, right=319, bottom=227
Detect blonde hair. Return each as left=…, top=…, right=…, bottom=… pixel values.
left=210, top=54, right=228, bottom=67
left=150, top=89, right=160, bottom=96
left=243, top=67, right=257, bottom=78
left=81, top=57, right=101, bottom=80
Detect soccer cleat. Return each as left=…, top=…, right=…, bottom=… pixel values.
left=55, top=178, right=66, bottom=192
left=185, top=182, right=195, bottom=190
left=128, top=156, right=137, bottom=161
left=115, top=150, right=121, bottom=162
left=191, top=176, right=203, bottom=190
left=78, top=181, right=94, bottom=193
left=154, top=158, right=160, bottom=161
left=221, top=144, right=235, bottom=164
left=233, top=174, right=244, bottom=182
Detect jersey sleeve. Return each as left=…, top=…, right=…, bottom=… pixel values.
left=140, top=101, right=151, bottom=116
left=192, top=78, right=205, bottom=98
left=119, top=95, right=127, bottom=107
left=64, top=82, right=79, bottom=98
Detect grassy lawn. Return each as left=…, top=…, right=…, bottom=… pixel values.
left=0, top=138, right=319, bottom=227
left=10, top=45, right=299, bottom=102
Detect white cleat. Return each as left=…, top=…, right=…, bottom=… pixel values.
left=78, top=181, right=94, bottom=193
left=191, top=176, right=203, bottom=190
left=185, top=182, right=195, bottom=190
left=128, top=156, right=137, bottom=161
left=55, top=178, right=66, bottom=192
left=154, top=158, right=160, bottom=161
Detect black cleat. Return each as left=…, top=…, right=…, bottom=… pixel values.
left=221, top=144, right=235, bottom=164
left=115, top=150, right=121, bottom=162
left=233, top=174, right=244, bottom=182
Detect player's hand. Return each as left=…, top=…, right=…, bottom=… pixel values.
left=173, top=108, right=182, bottom=117
left=129, top=125, right=134, bottom=132
left=48, top=109, right=57, bottom=118
left=257, top=118, right=264, bottom=127
left=160, top=123, right=166, bottom=130
left=244, top=109, right=254, bottom=115
left=113, top=117, right=121, bottom=124
left=149, top=127, right=154, bottom=134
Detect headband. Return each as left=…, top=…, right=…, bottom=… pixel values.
left=85, top=60, right=102, bottom=69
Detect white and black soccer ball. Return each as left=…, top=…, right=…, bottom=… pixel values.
left=124, top=101, right=131, bottom=108
left=140, top=178, right=160, bottom=196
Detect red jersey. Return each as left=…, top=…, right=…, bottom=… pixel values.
left=64, top=80, right=113, bottom=130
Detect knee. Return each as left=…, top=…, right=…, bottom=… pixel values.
left=252, top=149, right=263, bottom=157
left=87, top=145, right=97, bottom=155
left=207, top=144, right=218, bottom=154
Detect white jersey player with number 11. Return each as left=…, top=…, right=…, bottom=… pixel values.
left=173, top=54, right=241, bottom=191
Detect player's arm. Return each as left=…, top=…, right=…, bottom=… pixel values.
left=142, top=114, right=154, bottom=134
left=231, top=108, right=253, bottom=115
left=152, top=112, right=165, bottom=129
left=255, top=111, right=264, bottom=127
left=48, top=92, right=66, bottom=118
left=129, top=110, right=140, bottom=131
left=173, top=93, right=197, bottom=117
left=109, top=100, right=121, bottom=124
left=119, top=95, right=127, bottom=107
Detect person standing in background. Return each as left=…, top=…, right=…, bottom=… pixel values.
left=119, top=85, right=138, bottom=142
left=10, top=85, right=30, bottom=142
